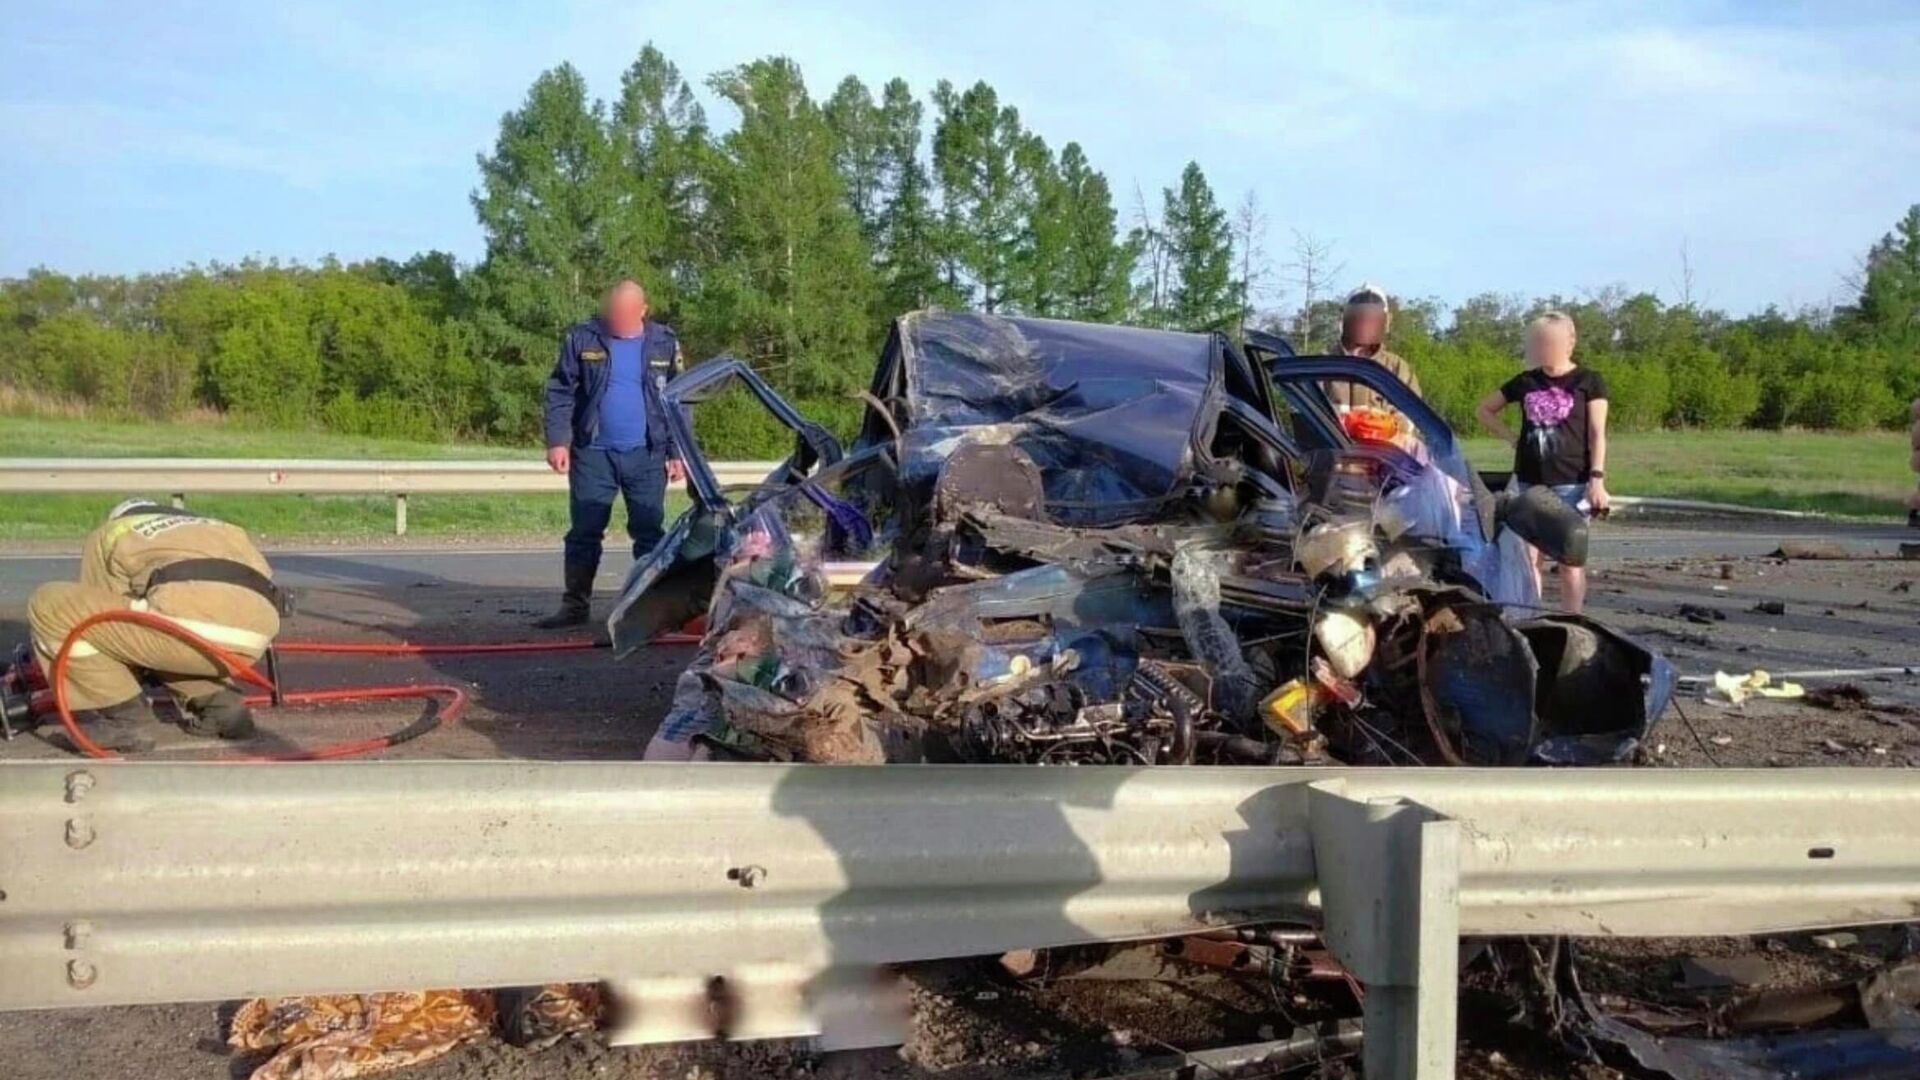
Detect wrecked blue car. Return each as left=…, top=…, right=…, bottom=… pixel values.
left=611, top=311, right=1672, bottom=767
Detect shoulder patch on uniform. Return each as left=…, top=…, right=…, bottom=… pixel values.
left=579, top=348, right=607, bottom=361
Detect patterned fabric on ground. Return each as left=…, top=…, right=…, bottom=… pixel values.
left=229, top=990, right=496, bottom=1080
left=504, top=983, right=606, bottom=1050
left=229, top=985, right=607, bottom=1079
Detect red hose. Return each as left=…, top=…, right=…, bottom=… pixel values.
left=271, top=630, right=701, bottom=655
left=45, top=613, right=697, bottom=762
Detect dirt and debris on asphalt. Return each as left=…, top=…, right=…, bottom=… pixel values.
left=1, top=525, right=1917, bottom=1079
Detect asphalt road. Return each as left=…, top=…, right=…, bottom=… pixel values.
left=0, top=516, right=1913, bottom=766
left=1, top=517, right=1917, bottom=1080
left=0, top=520, right=1912, bottom=602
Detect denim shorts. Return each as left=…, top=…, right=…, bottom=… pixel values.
left=1547, top=482, right=1592, bottom=518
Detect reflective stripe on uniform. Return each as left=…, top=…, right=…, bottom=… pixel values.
left=34, top=637, right=98, bottom=660
left=127, top=599, right=271, bottom=655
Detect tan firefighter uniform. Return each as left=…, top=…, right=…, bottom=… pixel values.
left=1324, top=284, right=1423, bottom=414
left=28, top=507, right=281, bottom=710
left=1326, top=345, right=1422, bottom=412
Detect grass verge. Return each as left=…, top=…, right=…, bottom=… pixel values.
left=1460, top=430, right=1913, bottom=518
left=0, top=415, right=1910, bottom=540
left=0, top=413, right=517, bottom=460
left=0, top=492, right=694, bottom=544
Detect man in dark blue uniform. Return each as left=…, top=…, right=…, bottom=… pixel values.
left=535, top=280, right=686, bottom=629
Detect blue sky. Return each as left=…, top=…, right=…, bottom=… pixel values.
left=3, top=0, right=1916, bottom=314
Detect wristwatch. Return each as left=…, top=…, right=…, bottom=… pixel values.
left=1589, top=470, right=1606, bottom=479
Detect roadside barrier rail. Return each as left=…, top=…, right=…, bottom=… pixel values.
left=0, top=458, right=783, bottom=534
left=0, top=458, right=1836, bottom=537
left=4, top=762, right=1918, bottom=1080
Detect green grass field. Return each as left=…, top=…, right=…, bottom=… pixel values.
left=1461, top=430, right=1914, bottom=518
left=0, top=413, right=512, bottom=460
left=0, top=414, right=690, bottom=542
left=0, top=415, right=1910, bottom=541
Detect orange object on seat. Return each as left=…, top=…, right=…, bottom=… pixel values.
left=1340, top=407, right=1403, bottom=444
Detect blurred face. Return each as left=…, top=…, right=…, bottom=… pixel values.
left=603, top=283, right=649, bottom=337
left=1526, top=323, right=1575, bottom=369
left=1342, top=308, right=1386, bottom=348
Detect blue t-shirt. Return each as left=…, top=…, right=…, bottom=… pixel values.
left=590, top=333, right=648, bottom=451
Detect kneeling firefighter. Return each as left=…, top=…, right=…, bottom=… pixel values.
left=27, top=499, right=288, bottom=752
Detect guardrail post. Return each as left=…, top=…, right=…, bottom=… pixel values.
left=394, top=493, right=408, bottom=536
left=1309, top=780, right=1461, bottom=1080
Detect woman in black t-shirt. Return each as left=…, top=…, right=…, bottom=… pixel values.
left=1474, top=311, right=1612, bottom=613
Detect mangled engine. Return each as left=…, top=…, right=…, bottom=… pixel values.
left=631, top=311, right=1671, bottom=768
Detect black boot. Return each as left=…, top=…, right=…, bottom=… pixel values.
left=68, top=696, right=157, bottom=753
left=181, top=687, right=255, bottom=740
left=533, top=561, right=596, bottom=629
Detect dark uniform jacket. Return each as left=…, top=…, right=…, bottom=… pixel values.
left=542, top=317, right=685, bottom=453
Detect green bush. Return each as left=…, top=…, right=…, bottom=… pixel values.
left=1789, top=371, right=1899, bottom=431
left=689, top=388, right=865, bottom=459
left=1665, top=346, right=1759, bottom=428
left=8, top=311, right=195, bottom=418
left=1400, top=338, right=1515, bottom=432
left=1586, top=356, right=1670, bottom=432
left=319, top=393, right=443, bottom=442
left=477, top=361, right=547, bottom=442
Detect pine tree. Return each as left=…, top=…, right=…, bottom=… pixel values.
left=1011, top=136, right=1070, bottom=315
left=823, top=77, right=887, bottom=244
left=702, top=58, right=877, bottom=397
left=931, top=80, right=1035, bottom=312
left=1055, top=143, right=1135, bottom=322
left=1162, top=162, right=1240, bottom=332
left=469, top=63, right=633, bottom=364
left=873, top=79, right=954, bottom=315
left=609, top=45, right=709, bottom=315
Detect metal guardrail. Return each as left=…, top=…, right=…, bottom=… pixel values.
left=0, top=458, right=784, bottom=534
left=5, top=762, right=1918, bottom=1079
left=0, top=458, right=1842, bottom=536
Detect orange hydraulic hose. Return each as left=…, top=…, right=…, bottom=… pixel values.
left=277, top=638, right=599, bottom=655
left=47, top=614, right=706, bottom=762
left=48, top=612, right=488, bottom=762
left=272, top=634, right=699, bottom=654
left=226, top=682, right=469, bottom=763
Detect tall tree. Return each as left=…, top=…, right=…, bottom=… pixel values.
left=1054, top=143, right=1134, bottom=322
left=610, top=45, right=709, bottom=314
left=469, top=63, right=633, bottom=364
left=1285, top=230, right=1344, bottom=350
left=1447, top=291, right=1529, bottom=355
left=931, top=80, right=1035, bottom=312
left=981, top=131, right=1130, bottom=320
left=1010, top=136, right=1069, bottom=315
left=873, top=78, right=955, bottom=315
left=701, top=57, right=877, bottom=396
left=1130, top=184, right=1172, bottom=327
left=1230, top=191, right=1272, bottom=340
left=1846, top=204, right=1920, bottom=345
left=823, top=77, right=887, bottom=244
left=1161, top=162, right=1239, bottom=332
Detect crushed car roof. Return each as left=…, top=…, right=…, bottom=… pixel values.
left=863, top=312, right=1223, bottom=525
